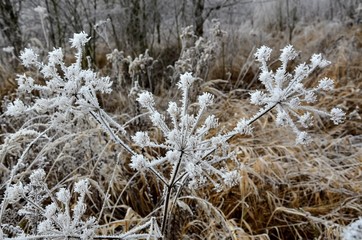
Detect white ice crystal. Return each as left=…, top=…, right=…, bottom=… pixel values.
left=137, top=91, right=155, bottom=109
left=70, top=31, right=90, bottom=49
left=56, top=188, right=71, bottom=204
left=20, top=48, right=38, bottom=67
left=330, top=108, right=345, bottom=125
left=5, top=183, right=24, bottom=203
left=5, top=99, right=28, bottom=117
left=132, top=132, right=151, bottom=148
left=178, top=72, right=196, bottom=90
left=130, top=154, right=149, bottom=171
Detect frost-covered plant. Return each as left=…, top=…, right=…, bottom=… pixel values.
left=249, top=45, right=345, bottom=144
left=1, top=30, right=346, bottom=239
left=6, top=32, right=114, bottom=131
left=1, top=170, right=161, bottom=240
left=133, top=72, right=242, bottom=234
left=342, top=218, right=362, bottom=240
left=1, top=170, right=97, bottom=239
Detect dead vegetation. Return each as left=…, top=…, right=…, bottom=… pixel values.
left=0, top=21, right=361, bottom=239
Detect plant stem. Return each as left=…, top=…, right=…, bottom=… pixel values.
left=161, top=150, right=184, bottom=235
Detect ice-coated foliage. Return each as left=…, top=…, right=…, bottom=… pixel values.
left=6, top=32, right=113, bottom=130
left=249, top=45, right=345, bottom=144
left=0, top=29, right=347, bottom=239
left=134, top=72, right=240, bottom=190
left=2, top=170, right=97, bottom=240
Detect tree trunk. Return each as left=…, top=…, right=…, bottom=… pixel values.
left=0, top=0, right=23, bottom=56
left=193, top=0, right=204, bottom=36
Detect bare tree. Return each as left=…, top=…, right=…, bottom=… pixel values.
left=0, top=0, right=23, bottom=56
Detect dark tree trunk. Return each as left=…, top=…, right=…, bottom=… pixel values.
left=193, top=0, right=205, bottom=36
left=0, top=0, right=23, bottom=56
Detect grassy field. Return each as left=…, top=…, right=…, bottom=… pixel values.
left=0, top=20, right=361, bottom=239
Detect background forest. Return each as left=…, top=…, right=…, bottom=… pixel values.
left=0, top=0, right=361, bottom=239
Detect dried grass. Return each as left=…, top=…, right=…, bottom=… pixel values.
left=1, top=22, right=361, bottom=239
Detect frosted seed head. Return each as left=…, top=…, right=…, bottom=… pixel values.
left=44, top=203, right=57, bottom=219
left=137, top=91, right=155, bottom=108
left=5, top=183, right=24, bottom=203
left=298, top=112, right=314, bottom=128
left=198, top=92, right=214, bottom=107
left=132, top=132, right=150, bottom=148
left=20, top=48, right=38, bottom=67
left=279, top=45, right=298, bottom=63
left=56, top=188, right=71, bottom=204
left=318, top=78, right=334, bottom=91
left=29, top=169, right=46, bottom=185
left=167, top=102, right=179, bottom=117
left=70, top=31, right=90, bottom=49
left=304, top=91, right=316, bottom=103
left=48, top=48, right=63, bottom=65
left=129, top=154, right=148, bottom=171
left=330, top=108, right=345, bottom=125
left=296, top=131, right=311, bottom=145
left=255, top=46, right=272, bottom=62
left=178, top=72, right=196, bottom=90
left=310, top=53, right=330, bottom=68
left=235, top=118, right=253, bottom=135
left=6, top=99, right=28, bottom=117
left=250, top=90, right=266, bottom=105
left=74, top=179, right=90, bottom=195
left=289, top=97, right=300, bottom=108
left=204, top=115, right=218, bottom=129
left=34, top=6, right=47, bottom=15
left=259, top=70, right=273, bottom=86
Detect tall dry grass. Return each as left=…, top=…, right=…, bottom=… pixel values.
left=0, top=21, right=361, bottom=239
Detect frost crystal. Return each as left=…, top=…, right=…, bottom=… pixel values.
left=5, top=183, right=24, bottom=203
left=250, top=90, right=266, bottom=105
left=254, top=45, right=272, bottom=63
left=296, top=131, right=311, bottom=145
left=279, top=44, right=298, bottom=63
left=20, top=48, right=38, bottom=67
left=56, top=188, right=71, bottom=204
left=330, top=108, right=345, bottom=125
left=235, top=118, right=253, bottom=135
left=29, top=169, right=46, bottom=184
left=48, top=48, right=63, bottom=65
left=130, top=154, right=148, bottom=171
left=70, top=31, right=90, bottom=49
left=137, top=91, right=155, bottom=109
left=178, top=72, right=196, bottom=90
left=44, top=203, right=57, bottom=219
left=198, top=92, right=214, bottom=107
left=132, top=132, right=151, bottom=148
left=74, top=179, right=90, bottom=195
left=298, top=112, right=314, bottom=128
left=6, top=99, right=28, bottom=117
left=317, top=77, right=334, bottom=91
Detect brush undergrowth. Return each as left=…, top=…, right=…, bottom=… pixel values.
left=0, top=24, right=361, bottom=240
